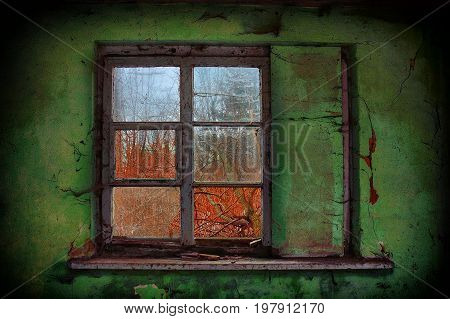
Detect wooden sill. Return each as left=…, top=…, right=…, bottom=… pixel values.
left=68, top=257, right=393, bottom=271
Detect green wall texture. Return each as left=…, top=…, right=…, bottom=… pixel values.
left=0, top=3, right=448, bottom=298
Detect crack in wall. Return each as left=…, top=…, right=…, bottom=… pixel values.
left=389, top=41, right=423, bottom=107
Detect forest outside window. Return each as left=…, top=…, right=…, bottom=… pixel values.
left=97, top=46, right=271, bottom=257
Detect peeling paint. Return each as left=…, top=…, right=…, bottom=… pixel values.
left=360, top=99, right=379, bottom=205
left=68, top=239, right=95, bottom=259
left=369, top=175, right=379, bottom=205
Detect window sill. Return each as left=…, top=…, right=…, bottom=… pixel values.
left=68, top=257, right=393, bottom=271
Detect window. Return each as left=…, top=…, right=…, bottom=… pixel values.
left=96, top=46, right=271, bottom=258
left=74, top=44, right=393, bottom=270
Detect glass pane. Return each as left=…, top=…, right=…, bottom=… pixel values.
left=194, top=187, right=261, bottom=238
left=112, top=187, right=180, bottom=238
left=193, top=67, right=261, bottom=122
left=115, top=130, right=176, bottom=179
left=113, top=67, right=180, bottom=122
left=194, top=127, right=262, bottom=182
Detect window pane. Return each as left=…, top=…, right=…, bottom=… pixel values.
left=112, top=187, right=180, bottom=238
left=113, top=67, right=180, bottom=122
left=193, top=67, right=261, bottom=122
left=115, top=130, right=176, bottom=179
left=194, top=127, right=262, bottom=182
left=194, top=187, right=261, bottom=238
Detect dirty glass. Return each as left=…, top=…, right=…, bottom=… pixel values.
left=112, top=187, right=180, bottom=238
left=194, top=187, right=261, bottom=238
left=193, top=127, right=262, bottom=182
left=114, top=130, right=176, bottom=179
left=193, top=67, right=261, bottom=122
left=113, top=67, right=180, bottom=122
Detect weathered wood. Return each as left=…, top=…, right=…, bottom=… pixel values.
left=193, top=122, right=260, bottom=127
left=180, top=63, right=194, bottom=246
left=341, top=48, right=353, bottom=255
left=181, top=252, right=221, bottom=261
left=111, top=237, right=256, bottom=246
left=97, top=44, right=269, bottom=58
left=69, top=257, right=394, bottom=271
left=112, top=122, right=182, bottom=130
left=105, top=56, right=268, bottom=68
left=94, top=45, right=105, bottom=252
left=261, top=58, right=272, bottom=246
left=105, top=239, right=269, bottom=257
left=110, top=180, right=181, bottom=187
left=101, top=60, right=114, bottom=245
left=193, top=182, right=262, bottom=188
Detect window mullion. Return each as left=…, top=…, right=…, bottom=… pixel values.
left=180, top=64, right=194, bottom=246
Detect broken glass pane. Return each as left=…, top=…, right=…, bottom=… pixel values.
left=112, top=187, right=180, bottom=238
left=194, top=127, right=262, bottom=182
left=115, top=130, right=176, bottom=179
left=113, top=67, right=180, bottom=122
left=194, top=187, right=262, bottom=238
left=193, top=67, right=261, bottom=122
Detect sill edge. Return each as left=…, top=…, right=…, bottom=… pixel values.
left=68, top=257, right=393, bottom=271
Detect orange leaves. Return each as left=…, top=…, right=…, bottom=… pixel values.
left=113, top=187, right=180, bottom=238
left=193, top=187, right=261, bottom=238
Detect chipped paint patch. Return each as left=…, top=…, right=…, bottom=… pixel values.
left=369, top=175, right=379, bottom=205
left=134, top=284, right=167, bottom=299
left=68, top=239, right=95, bottom=259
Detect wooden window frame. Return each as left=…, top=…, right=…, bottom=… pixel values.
left=94, top=45, right=271, bottom=258
left=69, top=44, right=393, bottom=270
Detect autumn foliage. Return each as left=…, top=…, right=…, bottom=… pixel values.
left=193, top=187, right=261, bottom=238
left=113, top=130, right=261, bottom=239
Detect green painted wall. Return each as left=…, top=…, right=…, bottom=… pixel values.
left=0, top=3, right=448, bottom=298
left=271, top=46, right=345, bottom=257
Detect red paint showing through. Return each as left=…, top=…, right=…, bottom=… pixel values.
left=360, top=128, right=379, bottom=205
left=369, top=175, right=379, bottom=205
